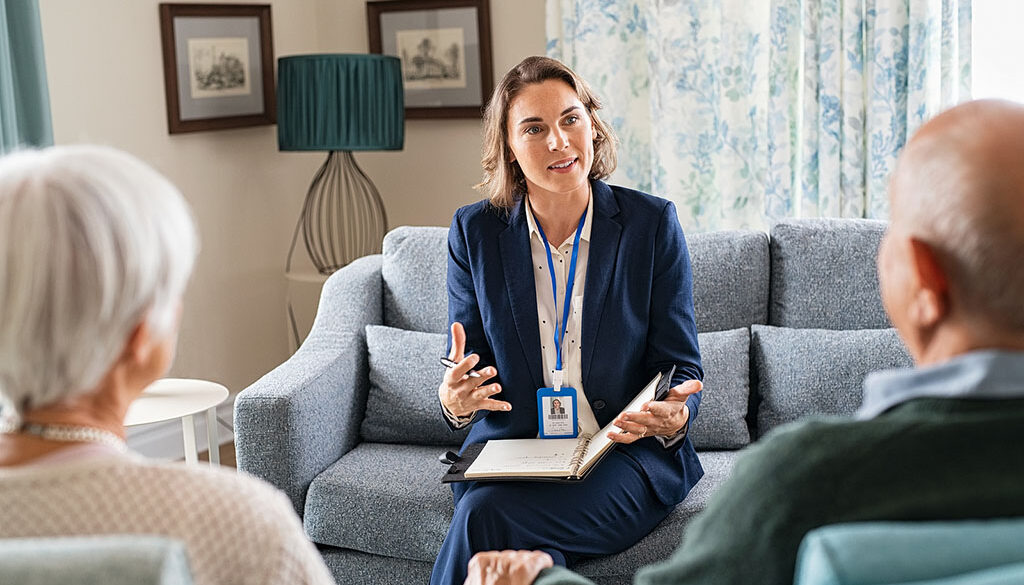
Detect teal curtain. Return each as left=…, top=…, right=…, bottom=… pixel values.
left=0, top=0, right=53, bottom=154
left=547, top=0, right=971, bottom=231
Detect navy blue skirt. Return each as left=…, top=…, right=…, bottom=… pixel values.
left=429, top=449, right=674, bottom=585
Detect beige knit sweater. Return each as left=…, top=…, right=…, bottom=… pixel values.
left=0, top=447, right=335, bottom=585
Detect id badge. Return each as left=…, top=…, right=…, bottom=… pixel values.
left=537, top=387, right=578, bottom=438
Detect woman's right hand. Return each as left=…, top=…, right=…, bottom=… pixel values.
left=439, top=322, right=511, bottom=418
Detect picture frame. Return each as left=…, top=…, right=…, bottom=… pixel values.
left=159, top=3, right=276, bottom=134
left=367, top=0, right=493, bottom=119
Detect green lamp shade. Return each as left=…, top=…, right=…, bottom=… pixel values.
left=277, top=54, right=404, bottom=151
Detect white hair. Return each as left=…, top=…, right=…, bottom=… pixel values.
left=0, top=145, right=198, bottom=418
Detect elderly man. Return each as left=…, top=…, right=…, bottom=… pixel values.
left=466, top=99, right=1024, bottom=585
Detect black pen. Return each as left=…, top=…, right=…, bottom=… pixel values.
left=440, top=356, right=482, bottom=378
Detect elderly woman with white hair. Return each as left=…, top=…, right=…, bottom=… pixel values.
left=0, top=145, right=335, bottom=585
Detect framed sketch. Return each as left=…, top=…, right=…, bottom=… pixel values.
left=159, top=3, right=275, bottom=134
left=367, top=0, right=493, bottom=119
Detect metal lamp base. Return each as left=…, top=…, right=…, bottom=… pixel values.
left=287, top=151, right=388, bottom=274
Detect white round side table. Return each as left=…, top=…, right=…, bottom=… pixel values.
left=125, top=378, right=229, bottom=465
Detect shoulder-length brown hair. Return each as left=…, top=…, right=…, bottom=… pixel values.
left=476, top=56, right=617, bottom=209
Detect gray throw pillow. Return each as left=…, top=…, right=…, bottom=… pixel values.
left=752, top=325, right=913, bottom=437
left=361, top=325, right=469, bottom=446
left=689, top=328, right=751, bottom=450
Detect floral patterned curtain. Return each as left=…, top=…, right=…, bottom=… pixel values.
left=547, top=0, right=971, bottom=231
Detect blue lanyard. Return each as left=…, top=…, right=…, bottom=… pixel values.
left=535, top=208, right=587, bottom=375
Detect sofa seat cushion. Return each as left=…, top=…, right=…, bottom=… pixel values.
left=304, top=443, right=455, bottom=563
left=304, top=444, right=739, bottom=566
left=361, top=325, right=469, bottom=446
left=752, top=325, right=913, bottom=437
left=689, top=328, right=751, bottom=450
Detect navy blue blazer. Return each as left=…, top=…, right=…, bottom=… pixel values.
left=446, top=180, right=704, bottom=506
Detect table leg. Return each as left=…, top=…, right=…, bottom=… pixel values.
left=206, top=407, right=220, bottom=466
left=182, top=414, right=198, bottom=465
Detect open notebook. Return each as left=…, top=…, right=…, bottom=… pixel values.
left=442, top=367, right=674, bottom=483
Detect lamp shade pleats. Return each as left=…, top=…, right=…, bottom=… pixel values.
left=277, top=54, right=404, bottom=151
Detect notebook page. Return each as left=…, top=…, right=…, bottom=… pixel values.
left=578, top=373, right=662, bottom=474
left=465, top=437, right=581, bottom=478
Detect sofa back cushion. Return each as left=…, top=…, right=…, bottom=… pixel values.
left=380, top=225, right=770, bottom=336
left=362, top=325, right=469, bottom=446
left=382, top=226, right=449, bottom=334
left=752, top=325, right=912, bottom=437
left=689, top=328, right=751, bottom=449
left=362, top=324, right=753, bottom=450
left=688, top=230, right=769, bottom=333
left=769, top=219, right=890, bottom=330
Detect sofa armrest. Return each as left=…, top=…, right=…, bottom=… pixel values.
left=234, top=255, right=383, bottom=517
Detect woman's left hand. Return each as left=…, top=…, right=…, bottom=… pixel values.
left=608, top=379, right=703, bottom=443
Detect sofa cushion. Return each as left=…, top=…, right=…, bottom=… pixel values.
left=304, top=444, right=455, bottom=563
left=689, top=328, right=751, bottom=450
left=752, top=325, right=912, bottom=437
left=794, top=520, right=1024, bottom=585
left=362, top=325, right=750, bottom=449
left=769, top=219, right=890, bottom=330
left=382, top=226, right=449, bottom=334
left=688, top=230, right=769, bottom=332
left=361, top=325, right=470, bottom=446
left=304, top=443, right=739, bottom=566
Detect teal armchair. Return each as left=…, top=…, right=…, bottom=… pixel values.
left=795, top=520, right=1024, bottom=585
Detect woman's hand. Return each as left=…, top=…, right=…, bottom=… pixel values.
left=608, top=380, right=703, bottom=443
left=465, top=550, right=553, bottom=585
left=439, top=322, right=512, bottom=418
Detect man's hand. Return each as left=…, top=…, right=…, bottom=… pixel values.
left=465, top=550, right=553, bottom=585
left=439, top=322, right=512, bottom=418
left=608, top=380, right=702, bottom=443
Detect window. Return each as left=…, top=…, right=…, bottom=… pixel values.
left=972, top=0, right=1024, bottom=101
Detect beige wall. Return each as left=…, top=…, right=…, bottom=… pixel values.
left=37, top=0, right=545, bottom=395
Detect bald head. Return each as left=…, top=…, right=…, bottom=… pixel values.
left=889, top=99, right=1024, bottom=333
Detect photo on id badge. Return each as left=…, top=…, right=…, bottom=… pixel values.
left=537, top=388, right=578, bottom=438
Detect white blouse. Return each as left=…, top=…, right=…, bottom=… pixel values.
left=523, top=194, right=600, bottom=436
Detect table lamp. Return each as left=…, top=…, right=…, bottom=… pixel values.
left=277, top=54, right=404, bottom=274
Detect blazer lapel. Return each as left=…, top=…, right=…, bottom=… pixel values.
left=499, top=200, right=545, bottom=390
left=582, top=181, right=622, bottom=384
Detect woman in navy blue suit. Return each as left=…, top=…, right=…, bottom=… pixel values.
left=432, top=56, right=704, bottom=585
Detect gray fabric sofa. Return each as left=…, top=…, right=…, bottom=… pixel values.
left=235, top=218, right=912, bottom=585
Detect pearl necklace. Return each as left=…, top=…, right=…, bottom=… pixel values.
left=4, top=422, right=128, bottom=453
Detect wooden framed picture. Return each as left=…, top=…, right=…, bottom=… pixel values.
left=159, top=3, right=275, bottom=134
left=367, top=0, right=493, bottom=119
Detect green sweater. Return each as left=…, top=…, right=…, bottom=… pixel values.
left=535, top=398, right=1024, bottom=585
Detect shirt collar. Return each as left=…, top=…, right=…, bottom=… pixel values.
left=524, top=192, right=594, bottom=245
left=856, top=350, right=1024, bottom=419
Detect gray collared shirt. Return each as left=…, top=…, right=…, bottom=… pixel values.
left=856, top=350, right=1024, bottom=420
